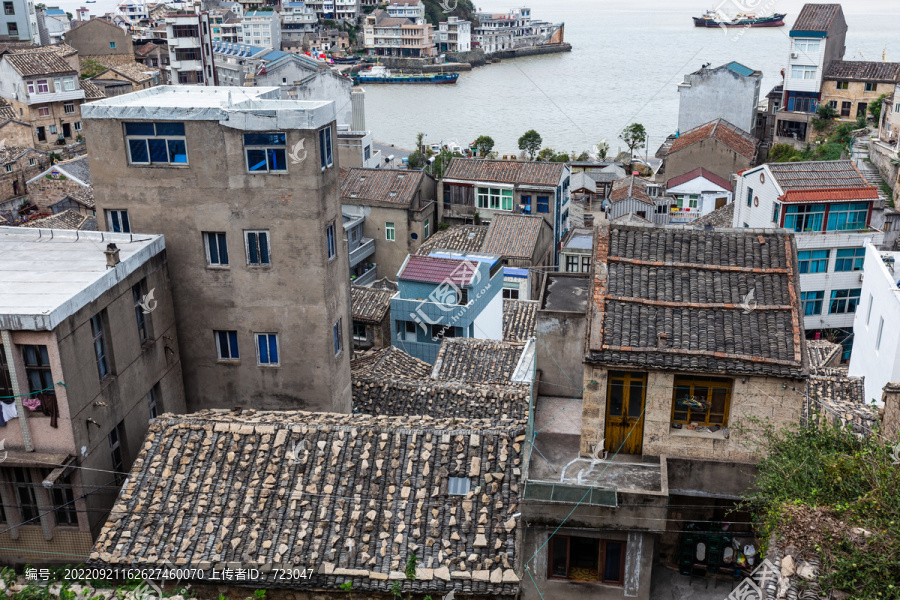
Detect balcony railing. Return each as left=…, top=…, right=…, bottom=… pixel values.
left=351, top=263, right=377, bottom=286
left=348, top=237, right=375, bottom=268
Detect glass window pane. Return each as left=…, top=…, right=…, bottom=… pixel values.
left=550, top=537, right=568, bottom=577
left=168, top=139, right=187, bottom=163
left=258, top=335, right=269, bottom=363
left=155, top=122, right=185, bottom=136
left=148, top=139, right=168, bottom=163
left=129, top=139, right=149, bottom=163
left=268, top=148, right=286, bottom=171
left=628, top=380, right=643, bottom=417
left=125, top=122, right=155, bottom=136
left=258, top=232, right=269, bottom=263
left=604, top=541, right=623, bottom=582
left=218, top=233, right=228, bottom=265
left=247, top=232, right=259, bottom=263
left=710, top=388, right=728, bottom=415
left=247, top=149, right=267, bottom=171
left=269, top=335, right=278, bottom=363
left=228, top=331, right=239, bottom=358
left=207, top=234, right=219, bottom=264
left=609, top=381, right=624, bottom=417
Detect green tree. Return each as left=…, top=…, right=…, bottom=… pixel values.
left=869, top=93, right=889, bottom=123
left=415, top=131, right=426, bottom=153
left=536, top=146, right=555, bottom=161
left=575, top=150, right=591, bottom=161
left=472, top=135, right=494, bottom=157
left=619, top=123, right=647, bottom=160
left=595, top=141, right=609, bottom=159
left=518, top=129, right=542, bottom=160
left=816, top=103, right=837, bottom=120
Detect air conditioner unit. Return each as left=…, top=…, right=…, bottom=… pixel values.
left=790, top=52, right=798, bottom=58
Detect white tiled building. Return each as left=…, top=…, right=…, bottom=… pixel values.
left=242, top=10, right=281, bottom=50
left=1, top=0, right=39, bottom=42
left=848, top=244, right=900, bottom=404
left=165, top=12, right=217, bottom=85
left=437, top=16, right=471, bottom=53
left=732, top=160, right=884, bottom=357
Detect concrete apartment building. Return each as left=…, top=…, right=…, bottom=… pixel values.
left=820, top=60, right=900, bottom=122
left=1, top=0, right=38, bottom=42
left=0, top=227, right=185, bottom=562
left=364, top=0, right=436, bottom=58
left=848, top=243, right=900, bottom=404
left=437, top=16, right=471, bottom=53
left=677, top=61, right=762, bottom=135
left=340, top=166, right=437, bottom=281
left=0, top=48, right=104, bottom=150
left=774, top=3, right=847, bottom=147
left=732, top=160, right=884, bottom=358
left=522, top=224, right=808, bottom=600
left=472, top=7, right=563, bottom=54
left=82, top=86, right=352, bottom=414
left=165, top=12, right=217, bottom=85
left=281, top=2, right=316, bottom=47
left=304, top=0, right=360, bottom=22
left=241, top=10, right=280, bottom=49
left=207, top=8, right=236, bottom=42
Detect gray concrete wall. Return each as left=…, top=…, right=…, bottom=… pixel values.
left=535, top=309, right=586, bottom=398
left=65, top=19, right=134, bottom=56
left=678, top=68, right=761, bottom=134
left=85, top=117, right=352, bottom=415
left=347, top=202, right=436, bottom=279
left=664, top=138, right=754, bottom=185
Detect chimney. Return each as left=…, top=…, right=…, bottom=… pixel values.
left=351, top=87, right=366, bottom=132
left=105, top=243, right=120, bottom=268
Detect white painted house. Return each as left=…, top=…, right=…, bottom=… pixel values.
left=848, top=245, right=900, bottom=405
left=665, top=167, right=732, bottom=224
left=732, top=160, right=884, bottom=357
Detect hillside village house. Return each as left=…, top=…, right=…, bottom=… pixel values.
left=350, top=284, right=393, bottom=350
left=664, top=167, right=733, bottom=224
left=441, top=158, right=571, bottom=264
left=0, top=227, right=185, bottom=563
left=134, top=41, right=169, bottom=83
left=0, top=145, right=47, bottom=205
left=23, top=155, right=93, bottom=218
left=662, top=118, right=760, bottom=185
left=481, top=212, right=553, bottom=301
left=606, top=174, right=672, bottom=225
left=363, top=0, right=436, bottom=58
left=522, top=224, right=808, bottom=600
left=732, top=160, right=884, bottom=358
left=677, top=61, right=762, bottom=135
left=820, top=61, right=900, bottom=122
left=0, top=48, right=104, bottom=150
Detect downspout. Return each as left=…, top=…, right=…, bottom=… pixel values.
left=1, top=330, right=34, bottom=451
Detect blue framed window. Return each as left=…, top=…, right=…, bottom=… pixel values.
left=245, top=230, right=271, bottom=265
left=125, top=122, right=187, bottom=165
left=319, top=126, right=333, bottom=170
left=825, top=203, right=868, bottom=232
left=244, top=132, right=287, bottom=173
left=326, top=222, right=336, bottom=259
left=537, top=195, right=550, bottom=214
left=829, top=288, right=861, bottom=314
left=521, top=195, right=531, bottom=214
left=834, top=248, right=865, bottom=272
left=746, top=187, right=753, bottom=207
left=800, top=291, right=824, bottom=316
left=797, top=250, right=829, bottom=274
left=215, top=330, right=239, bottom=360
left=255, top=333, right=279, bottom=365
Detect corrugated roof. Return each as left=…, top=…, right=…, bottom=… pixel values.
left=666, top=167, right=733, bottom=192
left=398, top=255, right=478, bottom=286
left=767, top=160, right=872, bottom=191
left=791, top=3, right=842, bottom=32
left=4, top=51, right=77, bottom=76
left=444, top=158, right=565, bottom=187
left=340, top=167, right=425, bottom=205
left=589, top=225, right=807, bottom=378
left=823, top=60, right=900, bottom=83
left=725, top=61, right=759, bottom=77
left=667, top=119, right=759, bottom=161
left=350, top=285, right=393, bottom=323
left=481, top=213, right=545, bottom=259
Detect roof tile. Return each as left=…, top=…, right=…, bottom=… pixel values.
left=481, top=214, right=545, bottom=259
left=444, top=158, right=565, bottom=187
left=667, top=119, right=759, bottom=161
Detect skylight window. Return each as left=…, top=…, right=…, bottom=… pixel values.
left=448, top=477, right=470, bottom=496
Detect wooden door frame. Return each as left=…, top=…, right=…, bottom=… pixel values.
left=605, top=371, right=647, bottom=454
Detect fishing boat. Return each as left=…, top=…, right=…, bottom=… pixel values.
left=692, top=10, right=786, bottom=28
left=332, top=56, right=360, bottom=64
left=352, top=65, right=458, bottom=84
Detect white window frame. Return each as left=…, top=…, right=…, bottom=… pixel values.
left=28, top=157, right=35, bottom=166
left=255, top=333, right=280, bottom=366
left=385, top=222, right=395, bottom=241
left=424, top=219, right=430, bottom=238
left=37, top=106, right=49, bottom=117
left=243, top=132, right=288, bottom=174
left=794, top=39, right=820, bottom=53
left=244, top=230, right=271, bottom=266
left=326, top=222, right=336, bottom=260
left=106, top=209, right=131, bottom=233
left=214, top=330, right=240, bottom=361
left=203, top=232, right=229, bottom=266
left=4, top=164, right=10, bottom=173
left=318, top=125, right=333, bottom=170
left=63, top=103, right=75, bottom=114
left=124, top=122, right=189, bottom=166
left=36, top=79, right=49, bottom=93
left=73, top=121, right=82, bottom=131
left=791, top=65, right=817, bottom=80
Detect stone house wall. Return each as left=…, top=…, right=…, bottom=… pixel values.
left=882, top=383, right=900, bottom=442
left=581, top=364, right=805, bottom=461
left=25, top=176, right=89, bottom=213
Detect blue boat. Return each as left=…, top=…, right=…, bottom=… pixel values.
left=353, top=66, right=458, bottom=85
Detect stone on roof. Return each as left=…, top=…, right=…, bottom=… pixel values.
left=444, top=158, right=565, bottom=187
left=589, top=224, right=808, bottom=378
left=65, top=186, right=95, bottom=209
left=341, top=167, right=425, bottom=205
left=416, top=225, right=488, bottom=255
left=135, top=42, right=160, bottom=56
left=806, top=339, right=842, bottom=374
left=481, top=213, right=544, bottom=259
left=806, top=374, right=877, bottom=435
left=0, top=145, right=42, bottom=164
left=10, top=42, right=77, bottom=57
left=351, top=346, right=432, bottom=379
left=691, top=202, right=735, bottom=228
left=29, top=155, right=91, bottom=186
left=21, top=210, right=97, bottom=231
left=502, top=299, right=537, bottom=342
left=824, top=60, right=900, bottom=83
left=350, top=284, right=393, bottom=323
left=666, top=118, right=759, bottom=161
left=791, top=3, right=842, bottom=32
left=4, top=51, right=77, bottom=77
left=432, top=338, right=525, bottom=385
left=89, top=410, right=524, bottom=597
left=0, top=98, right=17, bottom=121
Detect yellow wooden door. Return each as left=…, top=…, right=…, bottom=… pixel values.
left=604, top=372, right=647, bottom=455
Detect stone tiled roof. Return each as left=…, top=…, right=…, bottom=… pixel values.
left=806, top=339, right=842, bottom=373
left=135, top=42, right=160, bottom=56
left=9, top=43, right=77, bottom=57
left=416, top=225, right=488, bottom=255
left=432, top=338, right=525, bottom=385
left=0, top=99, right=16, bottom=121
left=585, top=164, right=626, bottom=184
left=4, top=51, right=76, bottom=76
left=353, top=376, right=529, bottom=422
left=0, top=145, right=41, bottom=164
left=350, top=285, right=393, bottom=324
left=481, top=214, right=544, bottom=259
left=502, top=299, right=537, bottom=342
left=589, top=225, right=808, bottom=378
left=21, top=210, right=96, bottom=231
left=824, top=60, right=900, bottom=83
left=791, top=3, right=842, bottom=32
left=691, top=202, right=735, bottom=228
left=351, top=346, right=432, bottom=380
left=89, top=410, right=524, bottom=597
left=98, top=61, right=156, bottom=83
left=806, top=374, right=877, bottom=435
left=444, top=158, right=565, bottom=187
left=66, top=186, right=95, bottom=209
left=340, top=168, right=425, bottom=205
left=80, top=79, right=106, bottom=99
left=767, top=161, right=876, bottom=198
left=666, top=119, right=759, bottom=161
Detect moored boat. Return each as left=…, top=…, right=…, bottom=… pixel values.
left=352, top=65, right=459, bottom=84
left=693, top=10, right=786, bottom=28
